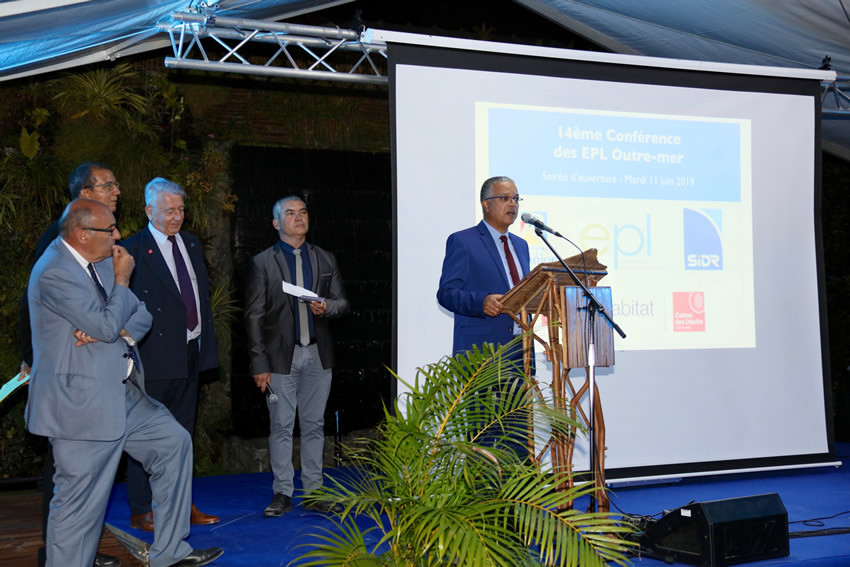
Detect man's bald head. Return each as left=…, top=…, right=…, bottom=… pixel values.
left=59, top=199, right=104, bottom=237
left=59, top=199, right=119, bottom=262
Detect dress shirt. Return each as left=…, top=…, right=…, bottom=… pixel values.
left=276, top=239, right=316, bottom=342
left=60, top=238, right=136, bottom=377
left=147, top=223, right=202, bottom=341
left=482, top=220, right=524, bottom=286
left=482, top=221, right=524, bottom=335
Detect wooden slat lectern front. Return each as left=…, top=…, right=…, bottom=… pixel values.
left=500, top=248, right=614, bottom=511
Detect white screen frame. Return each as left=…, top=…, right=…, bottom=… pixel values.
left=383, top=30, right=838, bottom=479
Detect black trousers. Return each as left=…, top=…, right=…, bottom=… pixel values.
left=126, top=338, right=199, bottom=516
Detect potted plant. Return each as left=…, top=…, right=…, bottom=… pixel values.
left=298, top=338, right=637, bottom=566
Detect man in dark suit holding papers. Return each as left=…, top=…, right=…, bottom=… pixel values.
left=245, top=195, right=349, bottom=517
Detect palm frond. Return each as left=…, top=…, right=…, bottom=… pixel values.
left=210, top=283, right=240, bottom=353
left=51, top=63, right=153, bottom=137
left=297, top=337, right=637, bottom=566
left=294, top=520, right=384, bottom=566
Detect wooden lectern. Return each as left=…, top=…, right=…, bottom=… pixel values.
left=500, top=248, right=615, bottom=511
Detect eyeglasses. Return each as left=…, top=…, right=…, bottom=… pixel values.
left=85, top=181, right=120, bottom=191
left=84, top=224, right=118, bottom=234
left=483, top=195, right=522, bottom=204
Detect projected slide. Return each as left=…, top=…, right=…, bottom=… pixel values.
left=390, top=38, right=831, bottom=478
left=475, top=103, right=755, bottom=350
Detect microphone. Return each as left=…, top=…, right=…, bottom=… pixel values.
left=521, top=212, right=563, bottom=238
left=523, top=211, right=589, bottom=285
left=265, top=383, right=279, bottom=404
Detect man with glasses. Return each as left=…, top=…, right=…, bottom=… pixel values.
left=437, top=176, right=532, bottom=460
left=121, top=177, right=220, bottom=532
left=18, top=162, right=123, bottom=567
left=28, top=163, right=122, bottom=268
left=437, top=176, right=531, bottom=356
left=26, top=198, right=223, bottom=567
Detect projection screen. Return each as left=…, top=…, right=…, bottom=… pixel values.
left=379, top=30, right=838, bottom=480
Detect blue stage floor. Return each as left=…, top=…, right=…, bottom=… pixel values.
left=103, top=445, right=850, bottom=566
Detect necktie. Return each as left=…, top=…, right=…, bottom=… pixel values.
left=293, top=248, right=311, bottom=346
left=87, top=262, right=140, bottom=375
left=500, top=235, right=521, bottom=286
left=168, top=235, right=199, bottom=331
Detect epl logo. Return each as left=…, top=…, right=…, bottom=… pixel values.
left=683, top=208, right=723, bottom=270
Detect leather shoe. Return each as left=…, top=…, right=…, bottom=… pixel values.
left=93, top=552, right=121, bottom=567
left=131, top=503, right=219, bottom=532
left=263, top=493, right=292, bottom=517
left=302, top=499, right=344, bottom=514
left=169, top=547, right=223, bottom=566
left=129, top=511, right=154, bottom=532
left=190, top=503, right=220, bottom=525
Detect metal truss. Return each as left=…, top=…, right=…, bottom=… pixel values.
left=157, top=10, right=388, bottom=85
left=822, top=77, right=850, bottom=118
left=158, top=6, right=843, bottom=106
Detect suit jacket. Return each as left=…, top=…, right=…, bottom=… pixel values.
left=122, top=227, right=218, bottom=381
left=245, top=241, right=349, bottom=376
left=437, top=220, right=531, bottom=354
left=25, top=238, right=152, bottom=441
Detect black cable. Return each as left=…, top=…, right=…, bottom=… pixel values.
left=789, top=509, right=850, bottom=527
left=608, top=496, right=666, bottom=522
left=557, top=233, right=589, bottom=287
left=790, top=527, right=850, bottom=538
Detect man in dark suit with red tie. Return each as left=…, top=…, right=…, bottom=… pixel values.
left=121, top=177, right=220, bottom=532
left=437, top=176, right=532, bottom=459
left=437, top=176, right=531, bottom=355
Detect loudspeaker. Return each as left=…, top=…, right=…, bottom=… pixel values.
left=640, top=493, right=789, bottom=566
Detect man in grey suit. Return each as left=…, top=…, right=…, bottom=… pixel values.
left=18, top=161, right=124, bottom=567
left=26, top=199, right=222, bottom=567
left=245, top=195, right=349, bottom=516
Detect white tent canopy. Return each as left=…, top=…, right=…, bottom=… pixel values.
left=517, top=0, right=850, bottom=158
left=0, top=0, right=353, bottom=82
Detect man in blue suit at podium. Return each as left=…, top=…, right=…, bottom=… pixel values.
left=437, top=176, right=531, bottom=356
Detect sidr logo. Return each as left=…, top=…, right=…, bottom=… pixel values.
left=683, top=208, right=723, bottom=270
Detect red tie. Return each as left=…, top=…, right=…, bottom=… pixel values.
left=500, top=235, right=521, bottom=286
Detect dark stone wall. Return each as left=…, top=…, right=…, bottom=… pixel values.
left=822, top=152, right=850, bottom=441
left=179, top=77, right=390, bottom=152
left=229, top=146, right=393, bottom=437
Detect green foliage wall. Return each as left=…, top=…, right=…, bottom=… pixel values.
left=0, top=63, right=236, bottom=479
left=0, top=59, right=389, bottom=481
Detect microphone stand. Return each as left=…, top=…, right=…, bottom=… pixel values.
left=534, top=228, right=626, bottom=512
